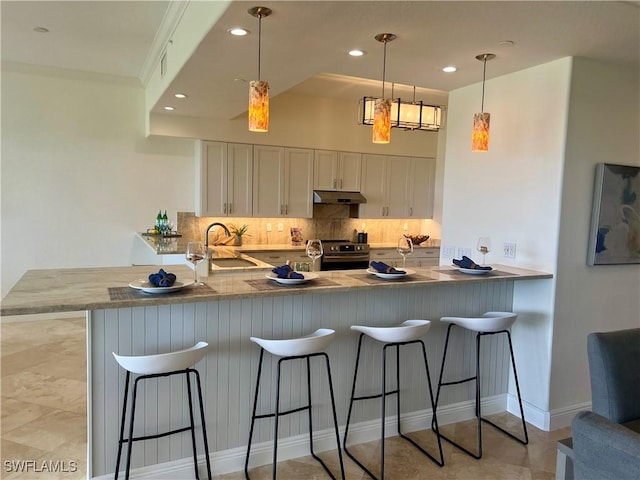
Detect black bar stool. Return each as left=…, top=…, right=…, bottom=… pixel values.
left=112, top=342, right=212, bottom=480
left=343, top=320, right=444, bottom=480
left=244, top=328, right=345, bottom=480
left=433, top=311, right=528, bottom=459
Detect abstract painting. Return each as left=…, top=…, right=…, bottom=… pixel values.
left=587, top=163, right=640, bottom=265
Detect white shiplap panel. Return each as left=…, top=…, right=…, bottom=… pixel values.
left=91, top=280, right=516, bottom=476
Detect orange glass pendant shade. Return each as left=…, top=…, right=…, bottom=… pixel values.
left=249, top=80, right=269, bottom=132
left=373, top=98, right=391, bottom=144
left=472, top=112, right=490, bottom=152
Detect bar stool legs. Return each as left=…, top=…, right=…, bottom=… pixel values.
left=343, top=323, right=444, bottom=480
left=245, top=330, right=345, bottom=480
left=433, top=318, right=528, bottom=460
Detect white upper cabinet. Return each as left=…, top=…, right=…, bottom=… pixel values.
left=407, top=157, right=435, bottom=219
left=195, top=141, right=253, bottom=217
left=253, top=146, right=313, bottom=218
left=359, top=154, right=435, bottom=219
left=314, top=150, right=362, bottom=191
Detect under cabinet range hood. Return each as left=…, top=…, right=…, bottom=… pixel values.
left=313, top=190, right=367, bottom=204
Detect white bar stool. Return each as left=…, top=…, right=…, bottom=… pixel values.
left=433, top=311, right=528, bottom=459
left=343, top=320, right=444, bottom=480
left=112, top=342, right=212, bottom=480
left=244, top=329, right=345, bottom=480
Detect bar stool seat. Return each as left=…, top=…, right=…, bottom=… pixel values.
left=434, top=311, right=528, bottom=460
left=344, top=320, right=444, bottom=480
left=245, top=329, right=345, bottom=480
left=113, top=342, right=212, bottom=480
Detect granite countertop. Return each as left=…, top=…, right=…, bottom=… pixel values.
left=0, top=264, right=552, bottom=316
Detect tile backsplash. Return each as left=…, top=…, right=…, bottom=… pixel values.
left=178, top=212, right=440, bottom=246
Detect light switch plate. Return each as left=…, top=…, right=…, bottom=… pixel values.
left=458, top=247, right=472, bottom=258
left=442, top=245, right=455, bottom=258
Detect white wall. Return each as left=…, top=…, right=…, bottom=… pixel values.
left=0, top=64, right=194, bottom=297
left=442, top=58, right=573, bottom=424
left=549, top=58, right=640, bottom=414
left=442, top=56, right=640, bottom=430
left=149, top=92, right=440, bottom=158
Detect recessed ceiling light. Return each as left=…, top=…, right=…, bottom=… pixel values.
left=228, top=27, right=249, bottom=36
left=348, top=49, right=366, bottom=57
left=174, top=93, right=187, bottom=99
left=442, top=66, right=457, bottom=73
left=33, top=26, right=49, bottom=33
left=163, top=106, right=175, bottom=111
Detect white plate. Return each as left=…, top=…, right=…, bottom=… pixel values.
left=265, top=272, right=319, bottom=285
left=128, top=280, right=193, bottom=293
left=458, top=267, right=492, bottom=275
left=367, top=268, right=415, bottom=280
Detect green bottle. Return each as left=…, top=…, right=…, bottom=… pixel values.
left=162, top=211, right=169, bottom=234
left=155, top=210, right=162, bottom=231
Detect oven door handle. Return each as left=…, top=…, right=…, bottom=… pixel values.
left=322, top=255, right=370, bottom=262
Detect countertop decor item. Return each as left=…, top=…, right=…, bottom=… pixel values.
left=229, top=223, right=250, bottom=246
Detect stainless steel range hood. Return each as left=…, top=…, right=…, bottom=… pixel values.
left=313, top=190, right=367, bottom=204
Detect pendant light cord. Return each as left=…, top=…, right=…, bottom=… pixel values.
left=381, top=39, right=387, bottom=98
left=481, top=57, right=487, bottom=113
left=257, top=14, right=262, bottom=81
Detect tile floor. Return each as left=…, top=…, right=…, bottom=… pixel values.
left=1, top=316, right=570, bottom=479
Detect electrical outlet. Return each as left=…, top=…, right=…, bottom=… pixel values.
left=442, top=245, right=455, bottom=258
left=403, top=222, right=409, bottom=231
left=458, top=247, right=472, bottom=258
left=266, top=223, right=272, bottom=232
left=277, top=223, right=284, bottom=232
left=503, top=242, right=517, bottom=258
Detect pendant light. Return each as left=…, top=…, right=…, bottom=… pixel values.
left=472, top=53, right=495, bottom=152
left=372, top=33, right=396, bottom=144
left=248, top=6, right=272, bottom=132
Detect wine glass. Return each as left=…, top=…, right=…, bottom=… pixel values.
left=306, top=239, right=323, bottom=272
left=186, top=241, right=206, bottom=285
left=477, top=237, right=491, bottom=265
left=397, top=236, right=413, bottom=268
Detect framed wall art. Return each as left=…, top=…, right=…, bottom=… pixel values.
left=587, top=163, right=640, bottom=265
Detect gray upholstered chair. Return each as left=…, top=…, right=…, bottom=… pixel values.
left=571, top=328, right=640, bottom=480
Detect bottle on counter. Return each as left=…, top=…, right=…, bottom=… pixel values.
left=162, top=211, right=169, bottom=234
left=155, top=210, right=163, bottom=231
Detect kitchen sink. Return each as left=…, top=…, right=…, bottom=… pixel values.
left=211, top=258, right=259, bottom=268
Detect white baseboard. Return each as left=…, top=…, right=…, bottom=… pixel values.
left=91, top=395, right=506, bottom=479
left=549, top=401, right=591, bottom=430
left=506, top=394, right=591, bottom=432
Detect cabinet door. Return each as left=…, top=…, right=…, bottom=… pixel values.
left=196, top=141, right=227, bottom=217
left=338, top=152, right=362, bottom=191
left=284, top=148, right=313, bottom=218
left=252, top=145, right=284, bottom=217
left=359, top=154, right=386, bottom=218
left=407, top=157, right=435, bottom=219
left=385, top=156, right=411, bottom=218
left=227, top=143, right=253, bottom=217
left=313, top=150, right=338, bottom=190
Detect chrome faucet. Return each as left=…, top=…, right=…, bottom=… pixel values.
left=204, top=222, right=231, bottom=248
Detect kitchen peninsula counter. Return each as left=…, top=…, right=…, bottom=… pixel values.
left=1, top=264, right=552, bottom=478
left=0, top=264, right=551, bottom=316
